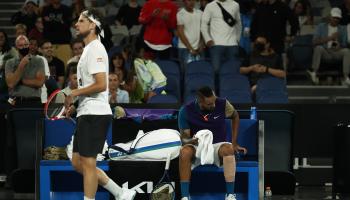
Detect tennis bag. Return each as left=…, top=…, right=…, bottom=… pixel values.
left=108, top=129, right=182, bottom=160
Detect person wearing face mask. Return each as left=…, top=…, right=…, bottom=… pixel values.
left=240, top=36, right=286, bottom=94
left=4, top=35, right=45, bottom=107
left=178, top=86, right=247, bottom=200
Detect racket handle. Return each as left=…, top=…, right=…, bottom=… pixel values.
left=165, top=153, right=171, bottom=170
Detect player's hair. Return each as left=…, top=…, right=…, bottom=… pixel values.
left=81, top=8, right=104, bottom=36
left=196, top=86, right=214, bottom=99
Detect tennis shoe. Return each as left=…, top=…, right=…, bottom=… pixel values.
left=181, top=197, right=190, bottom=200
left=119, top=188, right=136, bottom=200
left=225, top=193, right=237, bottom=200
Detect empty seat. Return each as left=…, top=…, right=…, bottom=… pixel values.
left=219, top=59, right=241, bottom=78
left=256, top=76, right=288, bottom=104
left=219, top=75, right=252, bottom=104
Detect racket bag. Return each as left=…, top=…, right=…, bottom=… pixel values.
left=108, top=129, right=181, bottom=161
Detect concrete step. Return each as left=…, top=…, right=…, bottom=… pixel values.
left=0, top=2, right=23, bottom=10
left=1, top=26, right=15, bottom=35
left=0, top=17, right=13, bottom=26
left=0, top=10, right=18, bottom=18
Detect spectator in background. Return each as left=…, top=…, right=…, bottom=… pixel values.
left=115, top=0, right=142, bottom=29
left=67, top=38, right=84, bottom=65
left=71, top=0, right=86, bottom=21
left=308, top=8, right=350, bottom=85
left=28, top=17, right=44, bottom=41
left=55, top=62, right=78, bottom=103
left=250, top=0, right=299, bottom=54
left=139, top=0, right=178, bottom=59
left=240, top=36, right=286, bottom=93
left=5, top=35, right=45, bottom=107
left=201, top=0, right=242, bottom=73
left=42, top=0, right=72, bottom=44
left=11, top=0, right=38, bottom=33
left=239, top=0, right=255, bottom=55
left=293, top=0, right=313, bottom=26
left=110, top=53, right=127, bottom=83
left=199, top=0, right=211, bottom=11
left=39, top=39, right=65, bottom=88
left=339, top=0, right=350, bottom=25
left=177, top=0, right=203, bottom=71
left=109, top=73, right=130, bottom=103
left=28, top=37, right=51, bottom=103
left=132, top=45, right=167, bottom=102
left=15, top=24, right=27, bottom=38
left=0, top=31, right=17, bottom=99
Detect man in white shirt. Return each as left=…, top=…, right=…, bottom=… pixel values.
left=64, top=8, right=136, bottom=200
left=177, top=0, right=203, bottom=71
left=201, top=0, right=242, bottom=73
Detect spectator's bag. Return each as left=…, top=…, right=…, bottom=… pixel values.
left=217, top=2, right=236, bottom=27
left=108, top=129, right=181, bottom=160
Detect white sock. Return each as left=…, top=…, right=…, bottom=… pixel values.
left=84, top=196, right=94, bottom=200
left=103, top=178, right=123, bottom=198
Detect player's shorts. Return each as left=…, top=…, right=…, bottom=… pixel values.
left=185, top=142, right=232, bottom=169
left=73, top=115, right=112, bottom=157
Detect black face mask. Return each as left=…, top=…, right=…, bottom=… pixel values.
left=255, top=43, right=266, bottom=52
left=18, top=47, right=30, bottom=56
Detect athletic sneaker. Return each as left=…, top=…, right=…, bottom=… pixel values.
left=119, top=188, right=136, bottom=200
left=181, top=197, right=190, bottom=200
left=342, top=76, right=350, bottom=86
left=225, top=194, right=237, bottom=200
left=307, top=70, right=319, bottom=85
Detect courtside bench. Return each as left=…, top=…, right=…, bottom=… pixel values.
left=37, top=119, right=111, bottom=200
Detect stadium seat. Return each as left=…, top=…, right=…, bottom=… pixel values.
left=185, top=60, right=214, bottom=80
left=219, top=59, right=241, bottom=78
left=184, top=76, right=215, bottom=103
left=219, top=75, right=252, bottom=104
left=256, top=76, right=288, bottom=104
left=287, top=34, right=313, bottom=72
left=148, top=94, right=179, bottom=103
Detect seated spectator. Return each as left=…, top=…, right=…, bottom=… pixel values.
left=5, top=35, right=45, bottom=107
left=132, top=46, right=167, bottom=101
left=67, top=38, right=84, bottom=65
left=15, top=24, right=27, bottom=38
left=308, top=8, right=350, bottom=85
left=115, top=0, right=141, bottom=29
left=240, top=36, right=286, bottom=93
left=138, top=0, right=178, bottom=59
left=0, top=31, right=17, bottom=98
left=28, top=17, right=44, bottom=41
left=42, top=0, right=72, bottom=44
left=109, top=73, right=130, bottom=103
left=293, top=0, right=313, bottom=26
left=110, top=53, right=127, bottom=84
left=11, top=0, right=38, bottom=33
left=39, top=39, right=65, bottom=88
left=55, top=63, right=78, bottom=103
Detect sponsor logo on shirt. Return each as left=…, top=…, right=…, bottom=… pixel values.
left=97, top=57, right=103, bottom=62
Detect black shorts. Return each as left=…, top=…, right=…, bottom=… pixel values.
left=73, top=115, right=112, bottom=157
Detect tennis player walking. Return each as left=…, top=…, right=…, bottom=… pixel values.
left=65, top=8, right=136, bottom=200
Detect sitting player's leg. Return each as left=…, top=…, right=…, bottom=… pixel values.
left=179, top=145, right=196, bottom=199
left=218, top=143, right=236, bottom=199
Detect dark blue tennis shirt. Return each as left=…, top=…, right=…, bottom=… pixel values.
left=178, top=98, right=226, bottom=143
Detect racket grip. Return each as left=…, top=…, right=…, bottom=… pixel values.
left=165, top=153, right=171, bottom=170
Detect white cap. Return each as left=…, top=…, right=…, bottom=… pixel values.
left=330, top=7, right=342, bottom=18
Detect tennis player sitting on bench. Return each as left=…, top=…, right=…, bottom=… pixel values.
left=178, top=86, right=247, bottom=200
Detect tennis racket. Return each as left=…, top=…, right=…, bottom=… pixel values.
left=149, top=154, right=175, bottom=200
left=44, top=89, right=76, bottom=124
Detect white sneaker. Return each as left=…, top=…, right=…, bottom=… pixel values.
left=342, top=76, right=350, bottom=86
left=181, top=197, right=190, bottom=200
left=225, top=194, right=237, bottom=200
left=118, top=188, right=136, bottom=200
left=307, top=70, right=319, bottom=85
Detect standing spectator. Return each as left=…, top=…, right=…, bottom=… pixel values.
left=109, top=73, right=130, bottom=103
left=177, top=0, right=203, bottom=70
left=240, top=36, right=286, bottom=93
left=339, top=0, right=350, bottom=25
left=308, top=8, right=350, bottom=85
left=199, top=0, right=212, bottom=11
left=39, top=40, right=65, bottom=88
left=115, top=0, right=142, bottom=29
left=42, top=0, right=72, bottom=44
left=239, top=0, right=255, bottom=54
left=250, top=0, right=299, bottom=54
left=0, top=31, right=17, bottom=98
left=139, top=0, right=178, bottom=59
left=15, top=24, right=27, bottom=38
left=11, top=0, right=38, bottom=33
left=67, top=38, right=84, bottom=65
left=28, top=17, right=44, bottom=41
left=5, top=35, right=45, bottom=106
left=201, top=0, right=242, bottom=73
